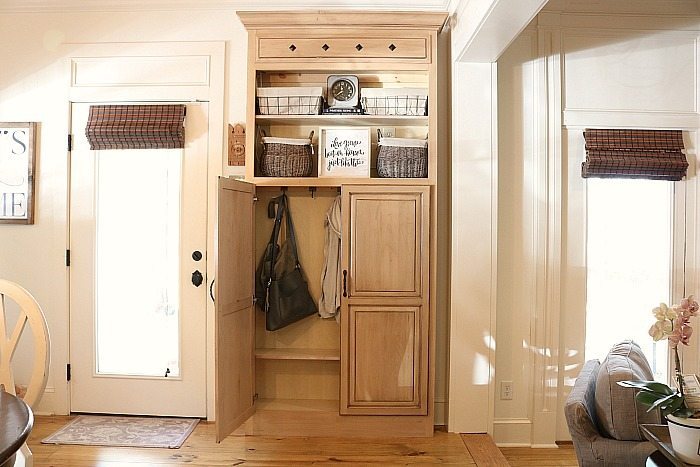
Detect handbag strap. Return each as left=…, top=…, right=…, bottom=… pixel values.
left=267, top=194, right=286, bottom=282
left=268, top=193, right=302, bottom=282
left=282, top=194, right=301, bottom=269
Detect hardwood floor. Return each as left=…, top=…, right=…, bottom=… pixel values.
left=28, top=416, right=580, bottom=466
left=501, top=445, right=578, bottom=467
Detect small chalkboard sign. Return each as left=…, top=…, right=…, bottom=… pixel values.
left=318, top=126, right=370, bottom=178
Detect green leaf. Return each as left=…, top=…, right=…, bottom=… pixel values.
left=636, top=391, right=665, bottom=406
left=618, top=380, right=674, bottom=395
left=649, top=393, right=681, bottom=412
left=665, top=397, right=685, bottom=415
left=673, top=406, right=695, bottom=418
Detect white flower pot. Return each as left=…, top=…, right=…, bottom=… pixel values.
left=667, top=414, right=700, bottom=464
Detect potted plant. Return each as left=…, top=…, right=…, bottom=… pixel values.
left=619, top=296, right=700, bottom=464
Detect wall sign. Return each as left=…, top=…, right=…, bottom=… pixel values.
left=228, top=123, right=246, bottom=166
left=0, top=123, right=36, bottom=224
left=318, top=126, right=370, bottom=178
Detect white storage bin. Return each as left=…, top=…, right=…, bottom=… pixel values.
left=257, top=87, right=323, bottom=115
left=361, top=87, right=428, bottom=116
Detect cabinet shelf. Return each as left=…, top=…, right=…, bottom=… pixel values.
left=256, top=398, right=338, bottom=412
left=255, top=348, right=340, bottom=361
left=250, top=176, right=432, bottom=187
left=256, top=114, right=428, bottom=126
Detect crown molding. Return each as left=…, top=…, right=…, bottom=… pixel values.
left=543, top=0, right=700, bottom=16
left=237, top=10, right=448, bottom=30
left=0, top=0, right=452, bottom=13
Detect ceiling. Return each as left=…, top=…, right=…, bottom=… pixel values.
left=0, top=0, right=455, bottom=13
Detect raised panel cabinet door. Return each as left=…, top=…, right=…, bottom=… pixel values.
left=341, top=305, right=428, bottom=415
left=215, top=178, right=256, bottom=442
left=342, top=186, right=429, bottom=298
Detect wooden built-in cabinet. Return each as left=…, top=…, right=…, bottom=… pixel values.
left=214, top=11, right=446, bottom=441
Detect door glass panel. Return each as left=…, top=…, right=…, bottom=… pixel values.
left=585, top=178, right=672, bottom=382
left=94, top=149, right=182, bottom=377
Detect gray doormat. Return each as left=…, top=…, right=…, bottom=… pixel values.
left=41, top=415, right=199, bottom=449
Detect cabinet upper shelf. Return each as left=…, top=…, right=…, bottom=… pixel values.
left=256, top=114, right=429, bottom=126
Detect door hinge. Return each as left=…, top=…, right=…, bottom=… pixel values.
left=66, top=249, right=71, bottom=267
left=66, top=363, right=71, bottom=382
left=67, top=134, right=73, bottom=152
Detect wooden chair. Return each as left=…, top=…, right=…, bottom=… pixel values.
left=0, top=280, right=50, bottom=467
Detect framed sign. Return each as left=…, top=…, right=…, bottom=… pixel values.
left=0, top=123, right=36, bottom=224
left=318, top=126, right=370, bottom=178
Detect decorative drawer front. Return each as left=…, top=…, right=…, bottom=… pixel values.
left=258, top=37, right=428, bottom=60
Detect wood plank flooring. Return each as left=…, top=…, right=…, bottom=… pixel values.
left=28, top=416, right=579, bottom=466
left=501, top=445, right=578, bottom=467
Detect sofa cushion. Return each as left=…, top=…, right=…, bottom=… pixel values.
left=595, top=340, right=662, bottom=441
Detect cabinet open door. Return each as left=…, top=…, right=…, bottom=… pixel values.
left=215, top=178, right=256, bottom=442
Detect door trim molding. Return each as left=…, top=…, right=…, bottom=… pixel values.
left=64, top=40, right=224, bottom=420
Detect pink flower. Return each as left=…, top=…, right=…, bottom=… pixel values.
left=649, top=320, right=673, bottom=341
left=680, top=295, right=700, bottom=318
left=654, top=303, right=678, bottom=320
left=650, top=296, right=697, bottom=348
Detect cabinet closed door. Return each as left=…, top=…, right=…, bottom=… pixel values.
left=340, top=186, right=430, bottom=415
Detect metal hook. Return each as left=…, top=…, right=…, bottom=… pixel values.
left=309, top=187, right=316, bottom=198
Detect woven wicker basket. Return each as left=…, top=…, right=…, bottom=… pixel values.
left=376, top=130, right=428, bottom=178
left=260, top=130, right=314, bottom=177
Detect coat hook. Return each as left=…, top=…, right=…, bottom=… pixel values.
left=309, top=187, right=316, bottom=198
left=281, top=186, right=288, bottom=193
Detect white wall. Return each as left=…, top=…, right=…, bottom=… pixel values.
left=495, top=6, right=700, bottom=445
left=0, top=9, right=243, bottom=416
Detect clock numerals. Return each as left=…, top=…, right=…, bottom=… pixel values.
left=332, top=80, right=355, bottom=102
left=327, top=75, right=359, bottom=109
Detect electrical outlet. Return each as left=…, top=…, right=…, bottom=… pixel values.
left=379, top=127, right=396, bottom=138
left=500, top=381, right=514, bottom=400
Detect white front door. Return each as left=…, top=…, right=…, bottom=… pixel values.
left=69, top=102, right=208, bottom=416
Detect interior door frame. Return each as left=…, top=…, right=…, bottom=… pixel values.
left=65, top=41, right=224, bottom=419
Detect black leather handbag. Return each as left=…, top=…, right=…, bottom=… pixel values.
left=255, top=193, right=317, bottom=331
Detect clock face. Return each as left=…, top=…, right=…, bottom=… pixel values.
left=331, top=79, right=355, bottom=102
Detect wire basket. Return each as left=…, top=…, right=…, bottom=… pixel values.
left=260, top=130, right=314, bottom=177
left=361, top=88, right=428, bottom=116
left=376, top=130, right=428, bottom=178
left=257, top=87, right=323, bottom=115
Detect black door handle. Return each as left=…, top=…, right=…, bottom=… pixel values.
left=192, top=270, right=203, bottom=287
left=343, top=270, right=347, bottom=298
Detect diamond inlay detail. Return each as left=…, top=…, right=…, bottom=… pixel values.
left=355, top=44, right=363, bottom=51
left=322, top=44, right=329, bottom=51
left=389, top=44, right=397, bottom=51
left=289, top=44, right=297, bottom=51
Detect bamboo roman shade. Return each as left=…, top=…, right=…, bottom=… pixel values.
left=582, top=129, right=688, bottom=181
left=85, top=105, right=185, bottom=150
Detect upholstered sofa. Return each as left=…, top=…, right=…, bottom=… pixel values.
left=565, top=341, right=663, bottom=466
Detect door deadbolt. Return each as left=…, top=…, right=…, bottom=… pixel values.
left=192, top=250, right=203, bottom=261
left=192, top=270, right=204, bottom=287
